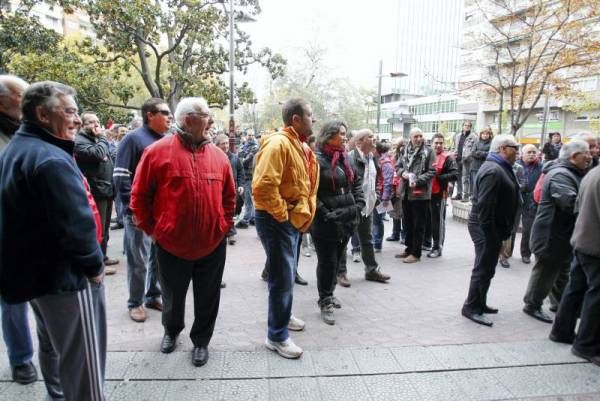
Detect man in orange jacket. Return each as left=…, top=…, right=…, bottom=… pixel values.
left=252, top=98, right=319, bottom=359
left=131, top=97, right=236, bottom=367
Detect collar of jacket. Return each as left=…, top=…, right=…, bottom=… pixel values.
left=175, top=130, right=209, bottom=151
left=17, top=122, right=75, bottom=155
left=552, top=158, right=587, bottom=177
left=0, top=112, right=20, bottom=137
left=77, top=129, right=98, bottom=142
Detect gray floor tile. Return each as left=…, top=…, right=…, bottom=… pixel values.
left=125, top=352, right=177, bottom=379
left=494, top=366, right=559, bottom=398
left=267, top=351, right=316, bottom=377
left=164, top=380, right=220, bottom=401
left=165, top=351, right=225, bottom=379
left=459, top=343, right=521, bottom=368
left=448, top=369, right=513, bottom=401
left=428, top=345, right=470, bottom=370
left=222, top=351, right=268, bottom=378
left=0, top=381, right=47, bottom=400
left=541, top=364, right=600, bottom=395
left=106, top=352, right=136, bottom=379
left=110, top=381, right=168, bottom=401
left=351, top=348, right=401, bottom=374
left=409, top=371, right=469, bottom=401
left=269, top=377, right=320, bottom=401
left=318, top=376, right=373, bottom=401
left=363, top=374, right=421, bottom=401
left=390, top=346, right=443, bottom=372
left=217, top=379, right=268, bottom=401
left=311, top=350, right=360, bottom=376
left=0, top=355, right=13, bottom=381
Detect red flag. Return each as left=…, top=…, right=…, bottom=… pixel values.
left=106, top=117, right=114, bottom=129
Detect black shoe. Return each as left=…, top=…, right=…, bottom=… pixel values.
left=483, top=305, right=499, bottom=314
left=427, top=249, right=442, bottom=258
left=220, top=281, right=226, bottom=288
left=235, top=220, right=248, bottom=229
left=522, top=256, right=531, bottom=264
left=261, top=267, right=268, bottom=282
left=386, top=235, right=400, bottom=242
left=160, top=334, right=178, bottom=354
left=295, top=273, right=308, bottom=286
left=522, top=306, right=553, bottom=323
left=499, top=259, right=510, bottom=268
left=422, top=244, right=432, bottom=251
left=571, top=347, right=600, bottom=366
left=248, top=219, right=255, bottom=226
left=549, top=304, right=558, bottom=313
left=110, top=222, right=124, bottom=230
left=549, top=332, right=574, bottom=344
left=11, top=362, right=37, bottom=384
left=461, top=309, right=493, bottom=326
left=192, top=346, right=209, bottom=367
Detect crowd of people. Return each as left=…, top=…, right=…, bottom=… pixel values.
left=0, top=74, right=598, bottom=400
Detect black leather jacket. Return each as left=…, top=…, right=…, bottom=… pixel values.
left=311, top=150, right=365, bottom=239
left=74, top=131, right=114, bottom=199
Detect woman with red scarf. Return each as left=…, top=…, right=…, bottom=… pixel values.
left=311, top=121, right=365, bottom=325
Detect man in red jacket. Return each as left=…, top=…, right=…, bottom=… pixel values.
left=130, top=97, right=236, bottom=367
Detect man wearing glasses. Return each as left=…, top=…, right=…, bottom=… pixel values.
left=130, top=97, right=235, bottom=367
left=462, top=135, right=522, bottom=327
left=114, top=98, right=171, bottom=323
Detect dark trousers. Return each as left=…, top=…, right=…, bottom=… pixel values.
left=520, top=206, right=536, bottom=258
left=455, top=162, right=463, bottom=197
left=552, top=251, right=600, bottom=356
left=391, top=217, right=405, bottom=240
left=338, top=213, right=378, bottom=276
left=234, top=193, right=244, bottom=216
left=95, top=198, right=113, bottom=258
left=156, top=241, right=226, bottom=347
left=314, top=234, right=350, bottom=303
left=423, top=201, right=432, bottom=247
left=463, top=223, right=503, bottom=314
left=429, top=194, right=447, bottom=251
left=523, top=241, right=573, bottom=310
left=402, top=199, right=429, bottom=258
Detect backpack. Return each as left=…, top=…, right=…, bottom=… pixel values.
left=533, top=173, right=544, bottom=204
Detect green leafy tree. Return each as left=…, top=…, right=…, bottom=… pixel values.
left=76, top=0, right=286, bottom=109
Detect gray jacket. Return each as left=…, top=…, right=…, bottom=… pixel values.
left=396, top=143, right=436, bottom=201
left=452, top=131, right=477, bottom=163
left=571, top=166, right=600, bottom=258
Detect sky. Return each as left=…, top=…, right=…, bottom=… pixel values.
left=242, top=0, right=402, bottom=99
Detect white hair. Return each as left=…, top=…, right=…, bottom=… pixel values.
left=0, top=74, right=29, bottom=97
left=559, top=139, right=589, bottom=160
left=490, top=134, right=517, bottom=152
left=409, top=127, right=423, bottom=136
left=174, top=97, right=209, bottom=126
left=354, top=128, right=373, bottom=141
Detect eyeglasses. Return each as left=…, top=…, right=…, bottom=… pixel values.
left=153, top=110, right=172, bottom=116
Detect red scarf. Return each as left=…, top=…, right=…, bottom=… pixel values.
left=322, top=143, right=354, bottom=190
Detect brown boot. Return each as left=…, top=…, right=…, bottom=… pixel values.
left=129, top=306, right=147, bottom=323
left=337, top=274, right=351, bottom=288
left=365, top=270, right=390, bottom=283
left=403, top=255, right=420, bottom=264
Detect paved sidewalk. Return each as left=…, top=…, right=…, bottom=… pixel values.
left=1, top=215, right=599, bottom=400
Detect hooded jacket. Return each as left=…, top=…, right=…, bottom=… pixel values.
left=530, top=159, right=586, bottom=256
left=252, top=127, right=319, bottom=232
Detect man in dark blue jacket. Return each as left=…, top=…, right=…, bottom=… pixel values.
left=0, top=81, right=106, bottom=400
left=462, top=134, right=521, bottom=327
left=114, top=98, right=169, bottom=323
left=516, top=144, right=542, bottom=264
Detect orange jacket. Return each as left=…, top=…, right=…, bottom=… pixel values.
left=252, top=127, right=319, bottom=232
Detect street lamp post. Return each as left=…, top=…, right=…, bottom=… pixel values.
left=375, top=59, right=407, bottom=134
left=228, top=0, right=235, bottom=137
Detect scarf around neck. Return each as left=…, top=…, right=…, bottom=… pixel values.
left=322, top=143, right=354, bottom=190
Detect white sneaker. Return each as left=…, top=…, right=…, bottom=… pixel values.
left=287, top=315, right=305, bottom=331
left=265, top=337, right=303, bottom=359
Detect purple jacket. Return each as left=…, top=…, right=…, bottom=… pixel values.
left=377, top=154, right=395, bottom=201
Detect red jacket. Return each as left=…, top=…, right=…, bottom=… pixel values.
left=130, top=134, right=236, bottom=261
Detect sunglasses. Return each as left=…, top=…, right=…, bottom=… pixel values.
left=154, top=110, right=172, bottom=116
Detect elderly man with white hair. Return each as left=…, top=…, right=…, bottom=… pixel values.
left=515, top=144, right=542, bottom=264
left=130, top=97, right=236, bottom=367
left=523, top=139, right=592, bottom=324
left=462, top=134, right=521, bottom=326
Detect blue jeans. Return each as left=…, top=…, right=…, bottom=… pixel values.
left=255, top=210, right=299, bottom=342
left=242, top=181, right=255, bottom=223
left=371, top=210, right=385, bottom=250
left=0, top=298, right=33, bottom=366
left=124, top=214, right=161, bottom=308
